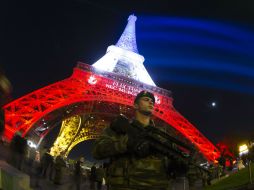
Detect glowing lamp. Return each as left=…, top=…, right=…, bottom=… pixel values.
left=27, top=140, right=37, bottom=149
left=88, top=75, right=97, bottom=85
left=239, top=144, right=249, bottom=156
left=154, top=95, right=161, bottom=104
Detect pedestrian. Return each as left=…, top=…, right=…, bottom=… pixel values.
left=73, top=157, right=84, bottom=190
left=25, top=147, right=37, bottom=174
left=41, top=149, right=54, bottom=180
left=53, top=155, right=66, bottom=185
left=218, top=151, right=226, bottom=175
left=33, top=154, right=43, bottom=188
left=8, top=131, right=27, bottom=171
left=90, top=163, right=96, bottom=190
left=237, top=158, right=245, bottom=170
left=207, top=164, right=214, bottom=185
left=95, top=165, right=104, bottom=190
left=92, top=91, right=191, bottom=190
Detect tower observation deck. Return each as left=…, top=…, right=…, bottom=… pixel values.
left=2, top=15, right=220, bottom=161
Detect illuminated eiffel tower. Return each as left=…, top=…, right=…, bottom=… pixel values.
left=3, top=15, right=220, bottom=161
left=93, top=15, right=155, bottom=86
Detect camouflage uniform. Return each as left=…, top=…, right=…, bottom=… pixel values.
left=92, top=119, right=172, bottom=190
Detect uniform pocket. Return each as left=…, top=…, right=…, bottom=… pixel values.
left=129, top=157, right=165, bottom=175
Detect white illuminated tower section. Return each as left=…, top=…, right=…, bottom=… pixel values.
left=92, top=15, right=156, bottom=86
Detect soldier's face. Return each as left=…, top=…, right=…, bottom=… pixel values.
left=135, top=97, right=154, bottom=116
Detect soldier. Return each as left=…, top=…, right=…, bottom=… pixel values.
left=92, top=90, right=183, bottom=190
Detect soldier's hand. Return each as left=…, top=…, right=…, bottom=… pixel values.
left=168, top=159, right=189, bottom=176
left=127, top=134, right=150, bottom=158
left=110, top=114, right=130, bottom=134
left=135, top=140, right=150, bottom=157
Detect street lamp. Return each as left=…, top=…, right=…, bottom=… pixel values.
left=239, top=144, right=249, bottom=156
left=239, top=144, right=252, bottom=184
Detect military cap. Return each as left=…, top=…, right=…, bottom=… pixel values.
left=134, top=90, right=155, bottom=103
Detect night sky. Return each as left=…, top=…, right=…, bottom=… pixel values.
left=1, top=0, right=254, bottom=156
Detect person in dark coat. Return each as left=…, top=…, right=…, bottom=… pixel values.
left=74, top=158, right=82, bottom=190
left=96, top=165, right=104, bottom=190
left=9, top=131, right=27, bottom=170
left=75, top=157, right=85, bottom=190
left=41, top=150, right=54, bottom=180
left=53, top=155, right=66, bottom=185
left=90, top=163, right=96, bottom=190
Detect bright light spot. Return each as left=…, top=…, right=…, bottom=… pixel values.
left=27, top=140, right=37, bottom=149
left=88, top=75, right=97, bottom=85
left=239, top=144, right=249, bottom=156
left=155, top=95, right=161, bottom=104
left=239, top=144, right=248, bottom=152
left=211, top=102, right=216, bottom=107
left=36, top=126, right=47, bottom=132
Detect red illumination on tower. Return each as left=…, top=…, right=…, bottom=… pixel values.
left=2, top=15, right=221, bottom=162
left=3, top=63, right=221, bottom=161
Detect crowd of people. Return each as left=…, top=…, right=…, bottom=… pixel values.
left=0, top=132, right=106, bottom=190
left=0, top=68, right=107, bottom=189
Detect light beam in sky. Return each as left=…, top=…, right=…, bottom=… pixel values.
left=137, top=16, right=254, bottom=95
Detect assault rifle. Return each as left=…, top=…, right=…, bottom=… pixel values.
left=144, top=125, right=193, bottom=158
left=140, top=125, right=209, bottom=173
left=110, top=115, right=209, bottom=174
left=144, top=127, right=209, bottom=173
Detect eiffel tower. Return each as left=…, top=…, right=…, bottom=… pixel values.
left=3, top=15, right=220, bottom=161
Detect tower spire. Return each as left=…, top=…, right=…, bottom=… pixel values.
left=92, top=15, right=156, bottom=86
left=116, top=14, right=138, bottom=53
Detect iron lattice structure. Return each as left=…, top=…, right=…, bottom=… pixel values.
left=3, top=63, right=221, bottom=161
